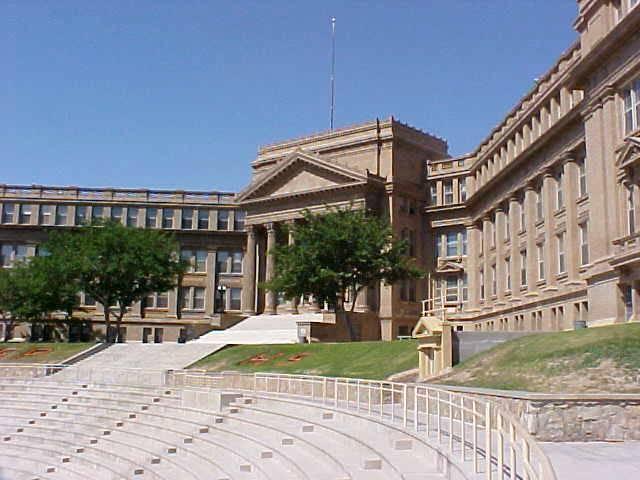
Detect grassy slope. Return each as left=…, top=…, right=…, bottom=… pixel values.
left=190, top=340, right=418, bottom=380
left=0, top=342, right=95, bottom=364
left=436, top=323, right=640, bottom=393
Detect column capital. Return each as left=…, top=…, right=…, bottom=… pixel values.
left=541, top=167, right=554, bottom=179
left=265, top=222, right=276, bottom=232
left=246, top=224, right=257, bottom=235
left=559, top=151, right=577, bottom=164
left=507, top=193, right=520, bottom=203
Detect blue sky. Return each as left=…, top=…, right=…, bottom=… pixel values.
left=2, top=1, right=578, bottom=192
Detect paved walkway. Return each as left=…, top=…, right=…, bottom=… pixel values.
left=542, top=441, right=640, bottom=479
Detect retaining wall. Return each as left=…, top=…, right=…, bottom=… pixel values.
left=434, top=384, right=640, bottom=442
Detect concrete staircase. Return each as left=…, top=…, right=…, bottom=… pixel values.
left=191, top=313, right=321, bottom=345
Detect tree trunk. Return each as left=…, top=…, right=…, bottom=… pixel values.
left=103, top=308, right=112, bottom=343
left=115, top=311, right=124, bottom=343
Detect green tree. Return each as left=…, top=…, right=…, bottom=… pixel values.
left=265, top=208, right=423, bottom=338
left=44, top=220, right=186, bottom=343
left=0, top=256, right=78, bottom=341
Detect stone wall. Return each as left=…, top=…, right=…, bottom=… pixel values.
left=435, top=385, right=640, bottom=442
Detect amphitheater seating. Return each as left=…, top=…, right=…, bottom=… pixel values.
left=0, top=376, right=450, bottom=480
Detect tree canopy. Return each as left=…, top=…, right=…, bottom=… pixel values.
left=44, top=220, right=186, bottom=342
left=0, top=255, right=78, bottom=341
left=264, top=208, right=423, bottom=315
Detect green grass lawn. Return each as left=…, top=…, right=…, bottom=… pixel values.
left=436, top=323, right=640, bottom=393
left=190, top=340, right=419, bottom=380
left=0, top=342, right=95, bottom=364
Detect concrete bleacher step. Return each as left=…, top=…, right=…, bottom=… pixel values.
left=0, top=375, right=449, bottom=480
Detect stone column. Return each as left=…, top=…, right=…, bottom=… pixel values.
left=286, top=222, right=299, bottom=314
left=542, top=170, right=557, bottom=290
left=495, top=206, right=506, bottom=304
left=563, top=155, right=581, bottom=284
left=466, top=223, right=480, bottom=311
left=481, top=216, right=492, bottom=307
left=242, top=226, right=257, bottom=315
left=206, top=250, right=217, bottom=316
left=264, top=222, right=277, bottom=315
left=508, top=195, right=521, bottom=298
left=524, top=184, right=538, bottom=296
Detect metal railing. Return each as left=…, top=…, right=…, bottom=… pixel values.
left=169, top=370, right=556, bottom=480
left=0, top=365, right=556, bottom=480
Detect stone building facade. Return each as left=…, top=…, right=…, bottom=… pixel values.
left=1, top=0, right=639, bottom=342
left=0, top=185, right=246, bottom=342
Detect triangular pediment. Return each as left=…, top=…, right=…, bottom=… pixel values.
left=238, top=150, right=373, bottom=203
left=617, top=136, right=640, bottom=169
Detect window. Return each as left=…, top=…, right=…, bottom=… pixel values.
left=537, top=243, right=545, bottom=280
left=627, top=184, right=636, bottom=234
left=110, top=206, right=123, bottom=223
left=194, top=250, right=206, bottom=272
left=557, top=232, right=566, bottom=274
left=623, top=78, right=640, bottom=135
left=461, top=274, right=468, bottom=302
left=521, top=250, right=527, bottom=287
left=580, top=223, right=589, bottom=265
left=145, top=292, right=168, bottom=309
left=2, top=203, right=15, bottom=224
left=434, top=235, right=442, bottom=259
left=217, top=210, right=229, bottom=230
left=505, top=258, right=511, bottom=290
left=39, top=205, right=54, bottom=225
left=217, top=251, right=230, bottom=273
left=91, top=206, right=104, bottom=222
left=197, top=209, right=209, bottom=230
left=182, top=208, right=194, bottom=229
left=459, top=178, right=467, bottom=202
left=126, top=207, right=138, bottom=227
left=462, top=230, right=468, bottom=255
left=234, top=211, right=246, bottom=231
left=443, top=181, right=454, bottom=205
left=181, top=249, right=194, bottom=272
left=520, top=199, right=526, bottom=230
left=193, top=287, right=205, bottom=310
left=55, top=205, right=68, bottom=226
left=446, top=231, right=458, bottom=256
left=578, top=159, right=587, bottom=197
left=75, top=206, right=88, bottom=225
left=445, top=276, right=458, bottom=302
left=229, top=288, right=242, bottom=311
left=490, top=220, right=496, bottom=248
left=429, top=184, right=438, bottom=205
left=83, top=292, right=96, bottom=307
left=232, top=251, right=243, bottom=273
left=491, top=265, right=496, bottom=296
left=536, top=189, right=543, bottom=221
left=504, top=209, right=510, bottom=240
left=1, top=245, right=14, bottom=267
left=181, top=250, right=207, bottom=273
left=556, top=172, right=564, bottom=209
left=162, top=209, right=174, bottom=229
left=180, top=286, right=205, bottom=311
left=146, top=208, right=158, bottom=228
left=479, top=270, right=485, bottom=300
left=18, top=204, right=32, bottom=225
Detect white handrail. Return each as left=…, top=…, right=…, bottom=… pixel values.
left=168, top=370, right=556, bottom=480
left=0, top=365, right=556, bottom=480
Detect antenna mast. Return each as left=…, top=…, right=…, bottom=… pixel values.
left=330, top=16, right=336, bottom=131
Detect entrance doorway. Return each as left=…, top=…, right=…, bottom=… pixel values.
left=153, top=328, right=164, bottom=344
left=142, top=327, right=152, bottom=343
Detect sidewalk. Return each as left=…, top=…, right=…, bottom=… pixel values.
left=541, top=441, right=640, bottom=479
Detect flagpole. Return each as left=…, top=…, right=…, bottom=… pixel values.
left=330, top=17, right=336, bottom=131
